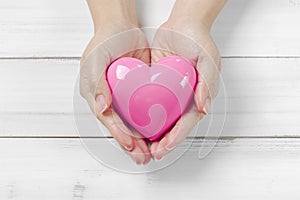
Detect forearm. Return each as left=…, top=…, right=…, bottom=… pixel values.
left=87, top=0, right=138, bottom=32
left=170, top=0, right=227, bottom=30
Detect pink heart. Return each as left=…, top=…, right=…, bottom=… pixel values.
left=106, top=56, right=197, bottom=141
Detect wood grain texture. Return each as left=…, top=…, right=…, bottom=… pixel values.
left=0, top=0, right=299, bottom=198
left=2, top=113, right=300, bottom=138
left=0, top=138, right=300, bottom=200
left=0, top=58, right=299, bottom=137
left=0, top=0, right=300, bottom=57
left=1, top=58, right=300, bottom=113
left=0, top=0, right=93, bottom=58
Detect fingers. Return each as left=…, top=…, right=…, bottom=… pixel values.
left=151, top=48, right=171, bottom=64
left=122, top=133, right=151, bottom=165
left=101, top=108, right=135, bottom=151
left=135, top=139, right=152, bottom=165
left=94, top=102, right=152, bottom=165
left=129, top=129, right=152, bottom=165
left=150, top=142, right=159, bottom=159
left=151, top=104, right=204, bottom=160
left=81, top=70, right=136, bottom=152
left=87, top=87, right=151, bottom=165
left=124, top=140, right=145, bottom=165
left=125, top=47, right=151, bottom=65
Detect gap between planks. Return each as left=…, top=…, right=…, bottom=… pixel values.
left=1, top=136, right=300, bottom=139
left=1, top=56, right=300, bottom=60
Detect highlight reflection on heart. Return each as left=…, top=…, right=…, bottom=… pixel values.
left=106, top=56, right=197, bottom=141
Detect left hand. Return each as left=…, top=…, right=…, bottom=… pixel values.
left=80, top=0, right=152, bottom=165
left=150, top=1, right=224, bottom=160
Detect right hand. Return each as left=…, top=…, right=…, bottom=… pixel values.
left=149, top=0, right=225, bottom=160
left=80, top=19, right=151, bottom=165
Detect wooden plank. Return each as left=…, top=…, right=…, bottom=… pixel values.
left=0, top=138, right=300, bottom=199
left=212, top=0, right=300, bottom=57
left=0, top=0, right=300, bottom=57
left=0, top=59, right=79, bottom=113
left=0, top=58, right=300, bottom=137
left=1, top=58, right=300, bottom=113
left=0, top=0, right=93, bottom=58
left=1, top=113, right=300, bottom=137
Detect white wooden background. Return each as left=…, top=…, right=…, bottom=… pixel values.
left=1, top=0, right=300, bottom=199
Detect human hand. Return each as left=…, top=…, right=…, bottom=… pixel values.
left=80, top=0, right=151, bottom=165
left=150, top=0, right=227, bottom=160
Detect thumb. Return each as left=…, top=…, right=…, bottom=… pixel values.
left=80, top=45, right=112, bottom=117
left=81, top=73, right=112, bottom=119
left=195, top=57, right=221, bottom=115
left=94, top=74, right=112, bottom=116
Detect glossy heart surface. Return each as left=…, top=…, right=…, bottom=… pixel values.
left=106, top=56, right=197, bottom=141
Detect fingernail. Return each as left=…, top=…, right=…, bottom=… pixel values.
left=96, top=94, right=107, bottom=114
left=203, top=98, right=211, bottom=115
left=165, top=137, right=176, bottom=151
left=165, top=144, right=176, bottom=151
left=122, top=134, right=134, bottom=151
left=120, top=126, right=134, bottom=151
left=136, top=159, right=142, bottom=165
left=154, top=150, right=164, bottom=161
left=155, top=155, right=164, bottom=161
left=137, top=160, right=144, bottom=165
left=124, top=144, right=133, bottom=151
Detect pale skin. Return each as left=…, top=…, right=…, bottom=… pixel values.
left=80, top=0, right=227, bottom=164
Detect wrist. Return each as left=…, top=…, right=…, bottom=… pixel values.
left=169, top=0, right=227, bottom=30
left=87, top=0, right=138, bottom=32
